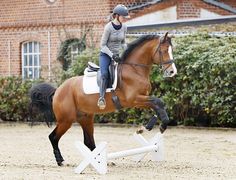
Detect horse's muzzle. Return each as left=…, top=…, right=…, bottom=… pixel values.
left=163, top=63, right=177, bottom=77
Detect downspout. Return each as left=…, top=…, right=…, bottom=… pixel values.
left=48, top=31, right=51, bottom=80
left=8, top=40, right=11, bottom=76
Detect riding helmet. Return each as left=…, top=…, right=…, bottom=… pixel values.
left=113, top=4, right=129, bottom=17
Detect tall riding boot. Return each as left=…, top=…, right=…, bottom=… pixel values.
left=97, top=77, right=108, bottom=109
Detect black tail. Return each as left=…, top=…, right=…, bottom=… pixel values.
left=29, top=83, right=56, bottom=126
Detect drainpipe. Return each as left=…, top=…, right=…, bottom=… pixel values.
left=8, top=40, right=11, bottom=76
left=48, top=31, right=51, bottom=80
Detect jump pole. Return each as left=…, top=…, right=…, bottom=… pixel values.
left=74, top=132, right=164, bottom=174
left=108, top=145, right=158, bottom=159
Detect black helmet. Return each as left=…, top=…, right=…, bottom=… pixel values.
left=113, top=4, right=129, bottom=17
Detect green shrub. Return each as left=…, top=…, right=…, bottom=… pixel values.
left=152, top=33, right=236, bottom=127
left=0, top=77, right=36, bottom=121
left=1, top=34, right=235, bottom=127
left=56, top=49, right=100, bottom=84
left=57, top=38, right=86, bottom=70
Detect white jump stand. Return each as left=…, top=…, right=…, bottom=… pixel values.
left=75, top=132, right=164, bottom=175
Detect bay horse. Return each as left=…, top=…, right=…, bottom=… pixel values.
left=29, top=32, right=177, bottom=166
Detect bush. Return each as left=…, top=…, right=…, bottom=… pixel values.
left=57, top=38, right=86, bottom=70
left=0, top=77, right=36, bottom=121
left=1, top=34, right=235, bottom=127
left=152, top=33, right=236, bottom=127
left=56, top=49, right=100, bottom=84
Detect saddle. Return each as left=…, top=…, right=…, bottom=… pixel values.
left=83, top=61, right=122, bottom=110
left=86, top=61, right=116, bottom=88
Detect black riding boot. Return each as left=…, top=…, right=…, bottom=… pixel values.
left=97, top=77, right=108, bottom=109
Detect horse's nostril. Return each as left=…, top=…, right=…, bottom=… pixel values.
left=170, top=70, right=174, bottom=74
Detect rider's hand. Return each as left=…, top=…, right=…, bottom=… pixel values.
left=112, top=54, right=121, bottom=62
left=159, top=123, right=167, bottom=134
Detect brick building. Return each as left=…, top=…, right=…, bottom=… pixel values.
left=0, top=0, right=235, bottom=79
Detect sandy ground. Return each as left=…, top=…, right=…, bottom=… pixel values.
left=0, top=123, right=236, bottom=180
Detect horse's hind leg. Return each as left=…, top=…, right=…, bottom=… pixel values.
left=78, top=114, right=96, bottom=151
left=49, top=121, right=72, bottom=166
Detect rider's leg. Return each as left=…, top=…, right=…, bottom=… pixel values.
left=98, top=52, right=111, bottom=109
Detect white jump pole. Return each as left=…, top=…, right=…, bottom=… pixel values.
left=75, top=132, right=164, bottom=175
left=108, top=145, right=158, bottom=159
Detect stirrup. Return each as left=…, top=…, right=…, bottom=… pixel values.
left=97, top=97, right=106, bottom=110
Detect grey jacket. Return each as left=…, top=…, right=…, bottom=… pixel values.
left=100, top=22, right=127, bottom=58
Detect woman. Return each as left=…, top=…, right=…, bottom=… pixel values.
left=97, top=4, right=129, bottom=109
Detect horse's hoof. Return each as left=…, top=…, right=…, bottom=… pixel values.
left=57, top=161, right=64, bottom=166
left=108, top=162, right=116, bottom=166
left=136, top=126, right=145, bottom=134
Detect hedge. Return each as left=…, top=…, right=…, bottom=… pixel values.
left=0, top=33, right=235, bottom=127
left=153, top=33, right=236, bottom=127
left=0, top=77, right=34, bottom=121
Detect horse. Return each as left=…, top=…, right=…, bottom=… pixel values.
left=29, top=32, right=177, bottom=166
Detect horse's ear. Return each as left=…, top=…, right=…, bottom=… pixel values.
left=161, top=32, right=169, bottom=43
left=163, top=32, right=168, bottom=41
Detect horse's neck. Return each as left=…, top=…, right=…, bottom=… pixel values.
left=124, top=41, right=155, bottom=78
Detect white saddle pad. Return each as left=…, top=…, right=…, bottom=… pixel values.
left=82, top=66, right=118, bottom=94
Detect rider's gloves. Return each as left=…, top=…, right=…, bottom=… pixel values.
left=112, top=54, right=121, bottom=62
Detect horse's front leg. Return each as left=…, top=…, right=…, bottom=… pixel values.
left=134, top=95, right=170, bottom=133
left=148, top=97, right=170, bottom=133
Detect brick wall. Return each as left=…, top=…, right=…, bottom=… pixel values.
left=128, top=0, right=177, bottom=19
left=192, top=0, right=234, bottom=16
left=0, top=0, right=110, bottom=26
left=128, top=0, right=235, bottom=21
left=0, top=0, right=235, bottom=79
left=177, top=0, right=200, bottom=19
left=0, top=0, right=111, bottom=78
left=220, top=0, right=236, bottom=8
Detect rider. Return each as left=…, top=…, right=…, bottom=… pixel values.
left=97, top=4, right=129, bottom=109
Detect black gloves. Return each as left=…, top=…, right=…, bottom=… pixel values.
left=112, top=54, right=121, bottom=62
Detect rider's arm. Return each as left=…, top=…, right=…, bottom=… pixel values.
left=100, top=24, right=113, bottom=58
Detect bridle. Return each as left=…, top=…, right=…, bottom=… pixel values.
left=154, top=39, right=175, bottom=72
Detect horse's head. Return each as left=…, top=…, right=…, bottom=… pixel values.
left=152, top=32, right=177, bottom=77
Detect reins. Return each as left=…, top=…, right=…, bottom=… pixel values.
left=119, top=62, right=151, bottom=68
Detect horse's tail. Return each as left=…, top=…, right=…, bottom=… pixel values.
left=29, top=83, right=56, bottom=126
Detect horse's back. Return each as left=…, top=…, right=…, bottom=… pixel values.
left=53, top=75, right=119, bottom=115
left=54, top=76, right=81, bottom=100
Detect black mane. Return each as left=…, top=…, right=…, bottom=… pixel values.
left=121, top=35, right=160, bottom=61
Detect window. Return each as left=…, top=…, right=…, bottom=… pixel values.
left=70, top=44, right=79, bottom=62
left=22, top=41, right=41, bottom=79
left=57, top=38, right=86, bottom=70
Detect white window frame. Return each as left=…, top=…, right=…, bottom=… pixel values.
left=70, top=44, right=79, bottom=62
left=21, top=41, right=41, bottom=79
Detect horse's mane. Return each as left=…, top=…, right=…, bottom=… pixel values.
left=121, top=35, right=160, bottom=61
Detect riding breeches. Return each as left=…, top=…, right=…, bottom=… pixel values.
left=99, top=52, right=111, bottom=80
